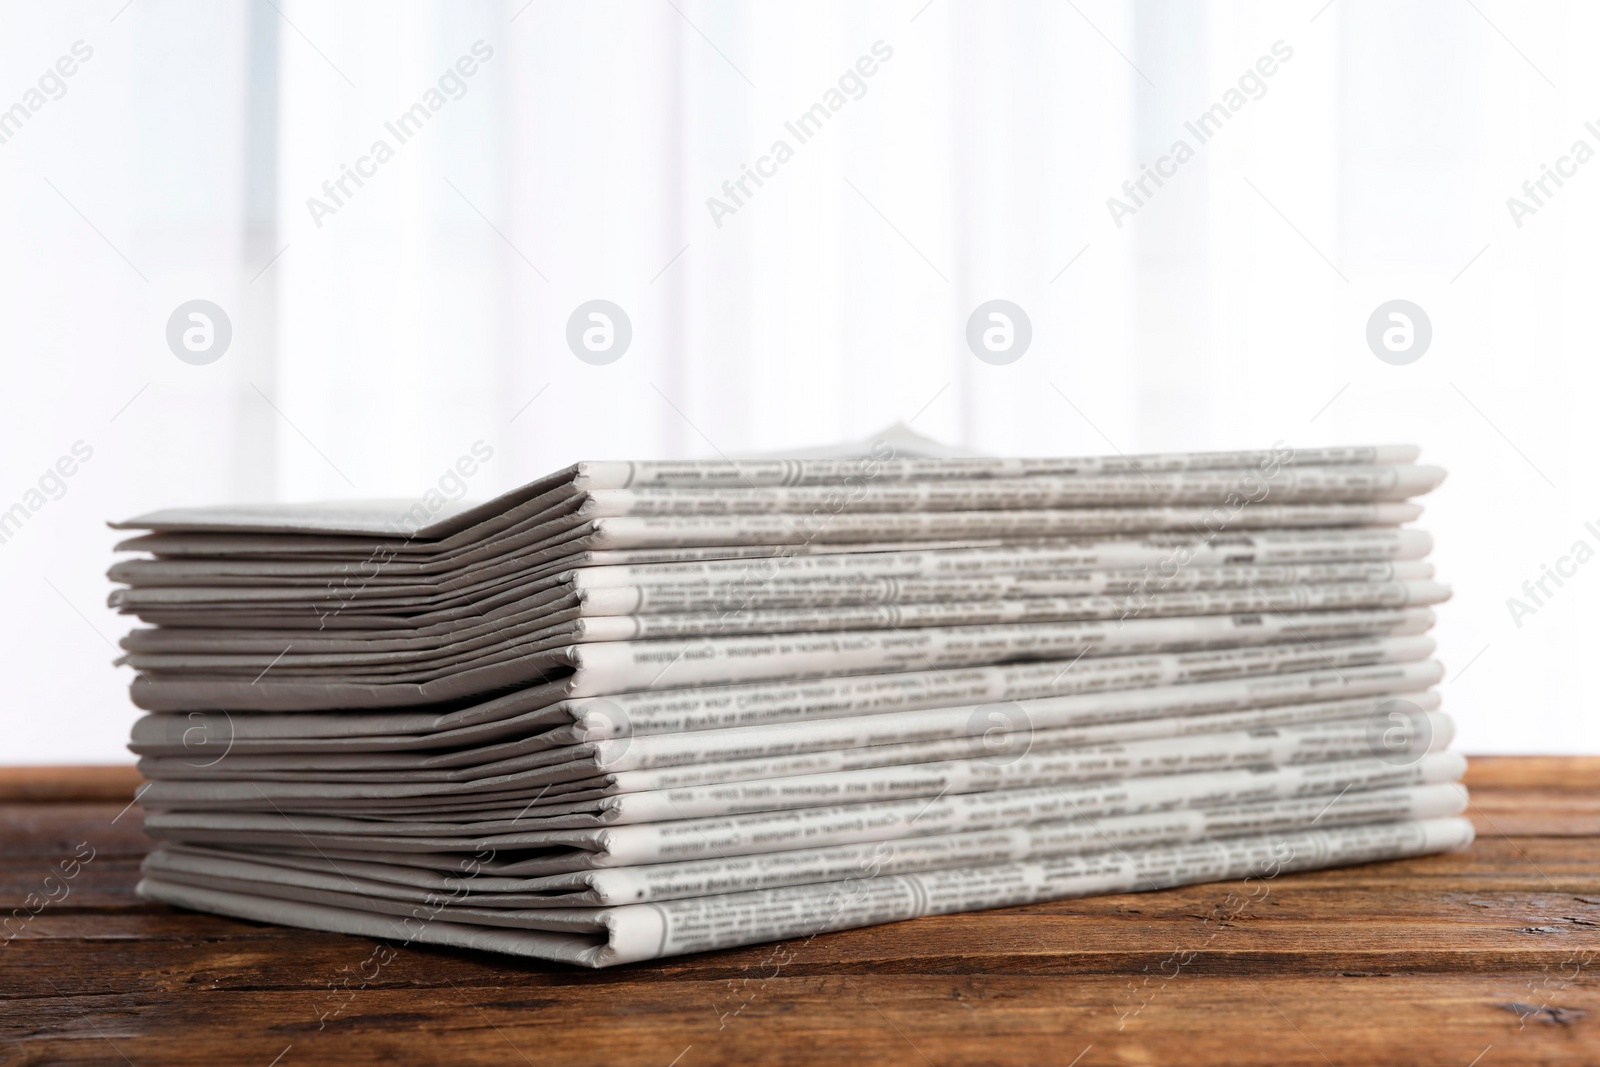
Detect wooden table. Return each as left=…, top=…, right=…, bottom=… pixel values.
left=3, top=758, right=1597, bottom=1065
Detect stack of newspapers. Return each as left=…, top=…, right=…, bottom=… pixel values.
left=113, top=441, right=1472, bottom=967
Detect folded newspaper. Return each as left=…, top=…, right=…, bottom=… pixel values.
left=114, top=434, right=1471, bottom=967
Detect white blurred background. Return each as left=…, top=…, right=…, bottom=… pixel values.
left=1, top=0, right=1592, bottom=762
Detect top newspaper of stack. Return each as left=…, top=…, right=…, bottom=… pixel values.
left=109, top=444, right=1445, bottom=712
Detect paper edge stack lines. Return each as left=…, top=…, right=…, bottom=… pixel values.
left=111, top=440, right=1471, bottom=967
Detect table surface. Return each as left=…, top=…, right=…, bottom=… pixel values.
left=2, top=758, right=1597, bottom=1066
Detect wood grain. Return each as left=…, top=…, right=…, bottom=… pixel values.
left=0, top=765, right=143, bottom=804
left=1, top=758, right=1596, bottom=1065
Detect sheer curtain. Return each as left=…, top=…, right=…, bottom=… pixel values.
left=0, top=0, right=1592, bottom=760
left=270, top=0, right=1134, bottom=484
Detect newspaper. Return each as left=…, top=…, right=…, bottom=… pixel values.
left=111, top=502, right=1429, bottom=619
left=134, top=684, right=1440, bottom=791
left=489, top=690, right=1438, bottom=798
left=133, top=712, right=1453, bottom=817
left=537, top=652, right=1440, bottom=748
left=575, top=560, right=1437, bottom=615
left=139, top=752, right=1468, bottom=868
left=570, top=465, right=1445, bottom=516
left=135, top=662, right=1442, bottom=788
left=559, top=608, right=1437, bottom=696
left=117, top=580, right=1448, bottom=662
left=574, top=447, right=1424, bottom=488
left=121, top=603, right=1439, bottom=681
left=107, top=467, right=1435, bottom=629
left=109, top=531, right=1436, bottom=606
left=109, top=558, right=1437, bottom=632
left=582, top=504, right=1425, bottom=550
left=127, top=636, right=1436, bottom=755
left=109, top=530, right=1435, bottom=619
left=105, top=525, right=1438, bottom=637
left=111, top=446, right=1424, bottom=539
left=135, top=815, right=1474, bottom=967
left=567, top=580, right=1448, bottom=640
left=125, top=605, right=1437, bottom=711
left=109, top=545, right=1441, bottom=642
left=141, top=782, right=1467, bottom=907
left=115, top=440, right=1458, bottom=968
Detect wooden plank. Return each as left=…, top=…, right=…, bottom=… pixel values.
left=3, top=975, right=1596, bottom=1066
left=1464, top=756, right=1600, bottom=791
left=0, top=765, right=143, bottom=803
left=1, top=758, right=1597, bottom=1065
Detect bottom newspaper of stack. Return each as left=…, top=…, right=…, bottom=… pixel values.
left=133, top=639, right=1471, bottom=968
